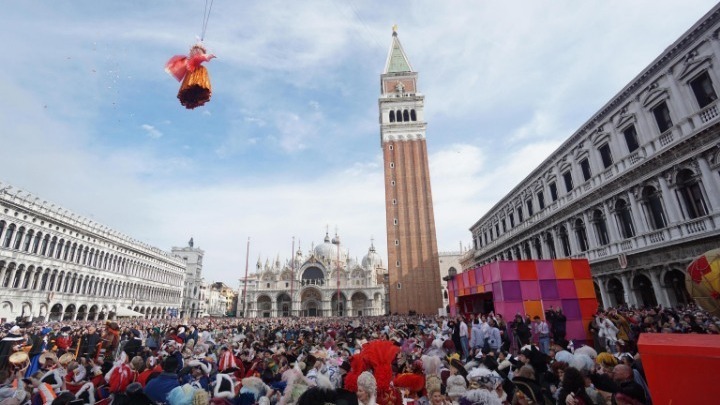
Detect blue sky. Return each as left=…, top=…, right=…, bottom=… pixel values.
left=1, top=0, right=717, bottom=286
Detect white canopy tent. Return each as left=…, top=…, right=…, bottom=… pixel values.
left=114, top=307, right=145, bottom=318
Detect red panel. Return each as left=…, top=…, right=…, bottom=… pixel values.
left=639, top=334, right=720, bottom=404
left=578, top=298, right=599, bottom=318
left=518, top=261, right=538, bottom=280
left=468, top=269, right=476, bottom=287
left=574, top=279, right=596, bottom=299
left=498, top=261, right=519, bottom=280
left=571, top=259, right=592, bottom=279
left=554, top=260, right=574, bottom=279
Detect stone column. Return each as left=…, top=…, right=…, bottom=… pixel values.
left=620, top=273, right=636, bottom=308
left=12, top=268, right=24, bottom=289
left=567, top=221, right=580, bottom=255
left=627, top=189, right=647, bottom=235
left=658, top=174, right=681, bottom=223
left=596, top=277, right=611, bottom=310
left=5, top=267, right=17, bottom=289
left=582, top=211, right=598, bottom=250
left=697, top=156, right=720, bottom=210
left=649, top=270, right=671, bottom=308
left=0, top=264, right=6, bottom=289
left=602, top=202, right=621, bottom=244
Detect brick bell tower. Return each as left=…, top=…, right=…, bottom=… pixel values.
left=379, top=27, right=443, bottom=315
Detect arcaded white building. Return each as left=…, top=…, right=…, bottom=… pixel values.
left=239, top=232, right=387, bottom=318
left=464, top=4, right=720, bottom=310
left=0, top=183, right=185, bottom=322
left=172, top=240, right=207, bottom=319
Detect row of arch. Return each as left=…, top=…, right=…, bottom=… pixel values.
left=478, top=165, right=715, bottom=263
left=389, top=109, right=417, bottom=123
left=249, top=288, right=382, bottom=317
left=596, top=268, right=692, bottom=309
left=0, top=220, right=183, bottom=286
left=0, top=301, right=173, bottom=322
left=0, top=260, right=180, bottom=303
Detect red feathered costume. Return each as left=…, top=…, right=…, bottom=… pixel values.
left=165, top=43, right=216, bottom=109
left=358, top=340, right=403, bottom=405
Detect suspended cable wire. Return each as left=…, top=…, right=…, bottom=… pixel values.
left=200, top=0, right=215, bottom=41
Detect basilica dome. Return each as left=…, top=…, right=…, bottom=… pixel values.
left=362, top=243, right=383, bottom=270
left=314, top=232, right=348, bottom=263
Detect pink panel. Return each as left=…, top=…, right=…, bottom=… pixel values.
left=520, top=280, right=541, bottom=300
left=504, top=301, right=526, bottom=318
left=474, top=267, right=484, bottom=286
left=499, top=261, right=519, bottom=280
left=482, top=266, right=491, bottom=285
left=492, top=282, right=503, bottom=301
left=462, top=271, right=470, bottom=286
left=502, top=280, right=522, bottom=301
left=539, top=280, right=559, bottom=299
left=557, top=280, right=578, bottom=299
left=536, top=260, right=556, bottom=279
left=489, top=262, right=501, bottom=282
left=468, top=270, right=476, bottom=287
left=543, top=300, right=562, bottom=313
left=561, top=299, right=582, bottom=320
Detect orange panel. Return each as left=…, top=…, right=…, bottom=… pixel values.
left=574, top=279, right=596, bottom=299
left=523, top=300, right=544, bottom=320
left=639, top=334, right=720, bottom=404
left=553, top=260, right=574, bottom=279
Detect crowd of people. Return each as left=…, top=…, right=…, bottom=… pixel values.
left=0, top=303, right=716, bottom=405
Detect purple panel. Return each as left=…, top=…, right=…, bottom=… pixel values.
left=520, top=280, right=541, bottom=300
left=539, top=280, right=559, bottom=299
left=499, top=261, right=519, bottom=281
left=492, top=282, right=503, bottom=301
left=561, top=299, right=582, bottom=320
left=502, top=280, right=522, bottom=301
left=557, top=280, right=578, bottom=299
left=565, top=320, right=587, bottom=343
left=489, top=262, right=501, bottom=282
left=462, top=271, right=470, bottom=286
left=474, top=267, right=484, bottom=286
left=536, top=260, right=556, bottom=279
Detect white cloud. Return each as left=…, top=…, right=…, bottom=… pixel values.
left=141, top=124, right=163, bottom=139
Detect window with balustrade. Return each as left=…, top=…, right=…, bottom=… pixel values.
left=599, top=143, right=613, bottom=169
left=614, top=199, right=636, bottom=239
left=689, top=71, right=717, bottom=108
left=623, top=125, right=639, bottom=153
left=652, top=101, right=673, bottom=133
left=592, top=209, right=610, bottom=245
left=676, top=169, right=708, bottom=219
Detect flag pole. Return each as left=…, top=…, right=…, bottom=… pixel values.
left=291, top=236, right=295, bottom=317
left=242, top=237, right=250, bottom=317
